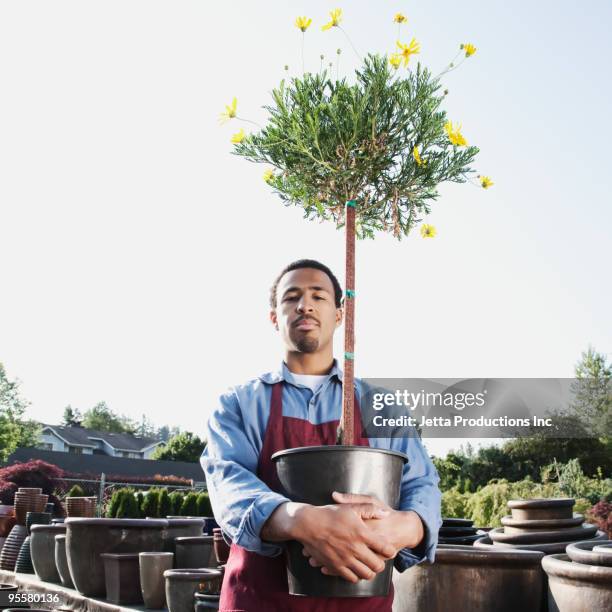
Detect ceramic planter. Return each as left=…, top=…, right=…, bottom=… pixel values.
left=194, top=592, right=220, bottom=610
left=474, top=531, right=608, bottom=554
left=160, top=518, right=205, bottom=553
left=392, top=544, right=545, bottom=612
left=30, top=524, right=66, bottom=583
left=14, top=536, right=34, bottom=573
left=508, top=498, right=574, bottom=521
left=272, top=445, right=407, bottom=597
left=489, top=524, right=598, bottom=545
left=139, top=552, right=174, bottom=609
left=174, top=536, right=215, bottom=569
left=501, top=514, right=584, bottom=531
left=0, top=506, right=15, bottom=538
left=65, top=497, right=97, bottom=518
left=101, top=553, right=143, bottom=605
left=566, top=539, right=612, bottom=567
left=202, top=517, right=219, bottom=536
left=542, top=553, right=612, bottom=612
left=0, top=525, right=27, bottom=571
left=212, top=529, right=230, bottom=565
left=164, top=568, right=223, bottom=612
left=54, top=535, right=73, bottom=588
left=65, top=518, right=167, bottom=597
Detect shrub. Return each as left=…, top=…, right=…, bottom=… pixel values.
left=441, top=488, right=470, bottom=519
left=106, top=488, right=130, bottom=518
left=180, top=492, right=198, bottom=516
left=116, top=489, right=139, bottom=518
left=0, top=481, right=18, bottom=505
left=196, top=492, right=212, bottom=517
left=0, top=460, right=65, bottom=494
left=142, top=489, right=161, bottom=518
left=66, top=484, right=85, bottom=498
left=158, top=489, right=172, bottom=518
left=169, top=491, right=184, bottom=515
left=587, top=500, right=612, bottom=537
left=135, top=492, right=145, bottom=517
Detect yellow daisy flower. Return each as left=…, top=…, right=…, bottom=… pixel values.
left=231, top=129, right=246, bottom=144
left=295, top=16, right=312, bottom=32
left=219, top=97, right=237, bottom=125
left=480, top=176, right=494, bottom=189
left=396, top=38, right=420, bottom=66
left=413, top=146, right=426, bottom=166
left=263, top=168, right=274, bottom=182
left=444, top=120, right=468, bottom=147
left=462, top=43, right=477, bottom=57
left=393, top=13, right=407, bottom=24
left=388, top=53, right=402, bottom=70
left=420, top=224, right=437, bottom=238
left=322, top=8, right=342, bottom=31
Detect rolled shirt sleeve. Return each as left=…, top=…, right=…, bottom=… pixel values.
left=393, top=432, right=442, bottom=571
left=201, top=389, right=290, bottom=556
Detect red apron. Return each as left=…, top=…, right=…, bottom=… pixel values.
left=219, top=381, right=394, bottom=612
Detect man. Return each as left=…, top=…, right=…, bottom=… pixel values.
left=201, top=259, right=441, bottom=611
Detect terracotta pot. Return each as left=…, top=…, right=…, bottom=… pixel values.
left=139, top=552, right=174, bottom=609
left=508, top=498, right=574, bottom=521
left=101, top=553, right=143, bottom=605
left=0, top=525, right=27, bottom=571
left=65, top=518, right=167, bottom=597
left=164, top=568, right=223, bottom=612
left=489, top=524, right=598, bottom=545
left=542, top=553, right=612, bottom=612
left=474, top=531, right=608, bottom=554
left=0, top=505, right=14, bottom=517
left=65, top=497, right=97, bottom=518
left=212, top=529, right=230, bottom=565
left=566, top=539, right=612, bottom=567
left=54, top=535, right=74, bottom=588
left=392, top=545, right=545, bottom=612
left=30, top=524, right=66, bottom=583
left=501, top=514, right=584, bottom=530
left=159, top=518, right=205, bottom=553
left=174, top=536, right=215, bottom=569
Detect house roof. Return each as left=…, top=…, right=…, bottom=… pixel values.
left=6, top=447, right=205, bottom=482
left=42, top=424, right=163, bottom=452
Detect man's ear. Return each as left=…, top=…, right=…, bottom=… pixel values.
left=335, top=306, right=344, bottom=327
left=270, top=309, right=279, bottom=331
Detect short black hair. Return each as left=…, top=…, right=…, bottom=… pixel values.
left=270, top=259, right=343, bottom=309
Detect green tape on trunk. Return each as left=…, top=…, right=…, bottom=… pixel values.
left=344, top=352, right=355, bottom=360
left=346, top=289, right=355, bottom=298
left=346, top=200, right=356, bottom=208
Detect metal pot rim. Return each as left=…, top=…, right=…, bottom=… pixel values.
left=272, top=445, right=408, bottom=463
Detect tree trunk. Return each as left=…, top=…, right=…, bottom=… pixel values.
left=339, top=201, right=356, bottom=445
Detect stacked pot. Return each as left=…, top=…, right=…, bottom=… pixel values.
left=65, top=496, right=97, bottom=518
left=542, top=539, right=612, bottom=612
left=475, top=498, right=607, bottom=553
left=438, top=518, right=484, bottom=545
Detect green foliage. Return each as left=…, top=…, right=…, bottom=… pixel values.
left=180, top=492, right=199, bottom=516
left=169, top=491, right=184, bottom=515
left=158, top=488, right=172, bottom=518
left=67, top=484, right=85, bottom=498
left=136, top=492, right=145, bottom=517
left=235, top=54, right=478, bottom=240
left=153, top=432, right=206, bottom=463
left=62, top=406, right=82, bottom=427
left=441, top=488, right=470, bottom=518
left=115, top=488, right=139, bottom=519
left=142, top=489, right=160, bottom=518
left=81, top=401, right=136, bottom=434
left=106, top=488, right=134, bottom=518
left=196, top=492, right=212, bottom=517
left=0, top=362, right=40, bottom=461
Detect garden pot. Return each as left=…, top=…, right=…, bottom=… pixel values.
left=489, top=524, right=598, bottom=545
left=212, top=529, right=229, bottom=565
left=54, top=535, right=73, bottom=588
left=501, top=514, right=584, bottom=530
left=438, top=533, right=483, bottom=545
left=474, top=531, right=608, bottom=554
left=542, top=553, right=612, bottom=612
left=566, top=539, right=612, bottom=567
left=65, top=518, right=167, bottom=597
left=101, top=553, right=143, bottom=605
left=139, top=552, right=174, bottom=609
left=392, top=544, right=545, bottom=612
left=194, top=591, right=220, bottom=611
left=508, top=498, right=574, bottom=521
left=202, top=517, right=219, bottom=536
left=0, top=525, right=27, bottom=571
left=272, top=445, right=407, bottom=597
left=14, top=536, right=34, bottom=573
left=30, top=524, right=66, bottom=583
left=164, top=568, right=223, bottom=612
left=441, top=517, right=473, bottom=527
left=161, top=518, right=205, bottom=553
left=65, top=497, right=97, bottom=518
left=0, top=507, right=15, bottom=538
left=174, top=536, right=215, bottom=569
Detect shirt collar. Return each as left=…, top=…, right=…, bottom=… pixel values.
left=259, top=358, right=344, bottom=385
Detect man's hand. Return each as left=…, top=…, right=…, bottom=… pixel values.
left=261, top=500, right=396, bottom=584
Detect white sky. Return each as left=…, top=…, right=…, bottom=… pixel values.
left=1, top=1, right=610, bottom=458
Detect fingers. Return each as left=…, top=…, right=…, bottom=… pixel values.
left=332, top=491, right=386, bottom=508
left=348, top=502, right=389, bottom=520
left=322, top=565, right=360, bottom=583
left=360, top=529, right=397, bottom=559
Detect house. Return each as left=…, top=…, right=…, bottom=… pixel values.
left=37, top=424, right=165, bottom=459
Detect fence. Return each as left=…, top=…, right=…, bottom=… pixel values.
left=54, top=474, right=205, bottom=516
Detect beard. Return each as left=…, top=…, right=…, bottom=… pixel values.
left=291, top=330, right=320, bottom=353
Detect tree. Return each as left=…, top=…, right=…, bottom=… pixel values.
left=142, top=489, right=160, bottom=518
left=152, top=432, right=206, bottom=463
left=0, top=362, right=40, bottom=461
left=158, top=488, right=173, bottom=518
left=81, top=401, right=136, bottom=434
left=169, top=491, right=184, bottom=515
left=135, top=414, right=157, bottom=439
left=62, top=405, right=82, bottom=427
left=180, top=492, right=199, bottom=516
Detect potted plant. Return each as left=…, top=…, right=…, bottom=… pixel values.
left=220, top=8, right=490, bottom=597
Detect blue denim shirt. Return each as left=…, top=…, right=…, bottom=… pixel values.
left=200, top=359, right=442, bottom=571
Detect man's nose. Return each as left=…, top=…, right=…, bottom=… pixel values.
left=296, top=298, right=314, bottom=313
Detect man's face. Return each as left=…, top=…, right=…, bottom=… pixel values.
left=270, top=267, right=343, bottom=354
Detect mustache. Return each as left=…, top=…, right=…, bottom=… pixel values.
left=293, top=316, right=319, bottom=327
